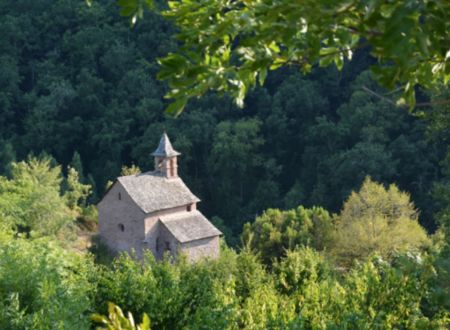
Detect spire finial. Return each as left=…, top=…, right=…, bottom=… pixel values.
left=151, top=133, right=180, bottom=178
left=151, top=132, right=181, bottom=157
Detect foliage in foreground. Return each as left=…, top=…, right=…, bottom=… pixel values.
left=0, top=227, right=447, bottom=329
left=432, top=154, right=450, bottom=312
left=0, top=157, right=446, bottom=328
left=91, top=250, right=448, bottom=329
left=0, top=238, right=94, bottom=330
left=117, top=0, right=450, bottom=114
left=92, top=303, right=150, bottom=330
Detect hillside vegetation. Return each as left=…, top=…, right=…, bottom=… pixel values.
left=1, top=0, right=447, bottom=233
left=0, top=0, right=449, bottom=328
left=0, top=162, right=448, bottom=328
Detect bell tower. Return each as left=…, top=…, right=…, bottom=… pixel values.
left=151, top=132, right=180, bottom=178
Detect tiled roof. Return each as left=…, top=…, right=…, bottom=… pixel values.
left=151, top=132, right=180, bottom=157
left=160, top=211, right=222, bottom=243
left=118, top=172, right=199, bottom=213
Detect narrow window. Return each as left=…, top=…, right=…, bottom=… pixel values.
left=118, top=192, right=121, bottom=200
left=169, top=159, right=175, bottom=177
left=118, top=223, right=125, bottom=232
left=156, top=237, right=160, bottom=252
left=187, top=204, right=192, bottom=212
left=165, top=241, right=171, bottom=252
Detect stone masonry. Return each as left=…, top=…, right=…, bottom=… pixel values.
left=98, top=133, right=222, bottom=261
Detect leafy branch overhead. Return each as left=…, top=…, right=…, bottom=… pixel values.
left=115, top=0, right=449, bottom=115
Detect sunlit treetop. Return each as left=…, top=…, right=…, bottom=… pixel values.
left=109, top=0, right=450, bottom=115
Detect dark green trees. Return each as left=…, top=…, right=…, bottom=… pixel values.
left=0, top=0, right=446, bottom=235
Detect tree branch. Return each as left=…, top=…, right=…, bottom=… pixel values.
left=362, top=85, right=450, bottom=108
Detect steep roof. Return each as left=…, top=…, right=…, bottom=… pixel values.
left=117, top=172, right=199, bottom=213
left=160, top=211, right=222, bottom=243
left=151, top=132, right=181, bottom=157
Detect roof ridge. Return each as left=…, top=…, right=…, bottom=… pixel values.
left=116, top=172, right=200, bottom=213
left=118, top=171, right=180, bottom=180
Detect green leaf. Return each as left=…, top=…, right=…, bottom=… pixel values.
left=319, top=55, right=334, bottom=68
left=91, top=314, right=108, bottom=324
left=334, top=54, right=344, bottom=70
left=165, top=98, right=188, bottom=117
left=416, top=32, right=430, bottom=57
left=158, top=54, right=187, bottom=72
left=268, top=42, right=280, bottom=53
left=139, top=313, right=151, bottom=330
left=270, top=57, right=287, bottom=70
left=118, top=0, right=138, bottom=17
left=380, top=3, right=396, bottom=18
left=144, top=0, right=154, bottom=10
left=259, top=67, right=267, bottom=86
left=319, top=47, right=339, bottom=56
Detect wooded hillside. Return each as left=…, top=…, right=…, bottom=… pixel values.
left=0, top=0, right=447, bottom=235
left=0, top=0, right=449, bottom=328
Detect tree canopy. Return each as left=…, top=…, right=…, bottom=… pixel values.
left=242, top=206, right=333, bottom=264
left=0, top=0, right=448, bottom=328
left=242, top=178, right=431, bottom=267
left=0, top=156, right=446, bottom=329
left=1, top=0, right=445, bottom=234
left=114, top=0, right=450, bottom=114
left=0, top=156, right=91, bottom=240
left=332, top=177, right=430, bottom=265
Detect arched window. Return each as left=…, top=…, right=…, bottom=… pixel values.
left=118, top=223, right=125, bottom=232
left=118, top=192, right=121, bottom=200
left=187, top=204, right=192, bottom=212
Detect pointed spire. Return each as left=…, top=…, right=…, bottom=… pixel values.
left=151, top=132, right=181, bottom=157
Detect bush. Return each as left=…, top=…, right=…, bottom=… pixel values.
left=242, top=206, right=333, bottom=264
left=0, top=238, right=94, bottom=329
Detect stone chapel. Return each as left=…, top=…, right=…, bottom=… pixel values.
left=97, top=133, right=222, bottom=261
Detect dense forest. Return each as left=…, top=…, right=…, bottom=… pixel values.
left=0, top=0, right=449, bottom=329
left=1, top=0, right=447, bottom=233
